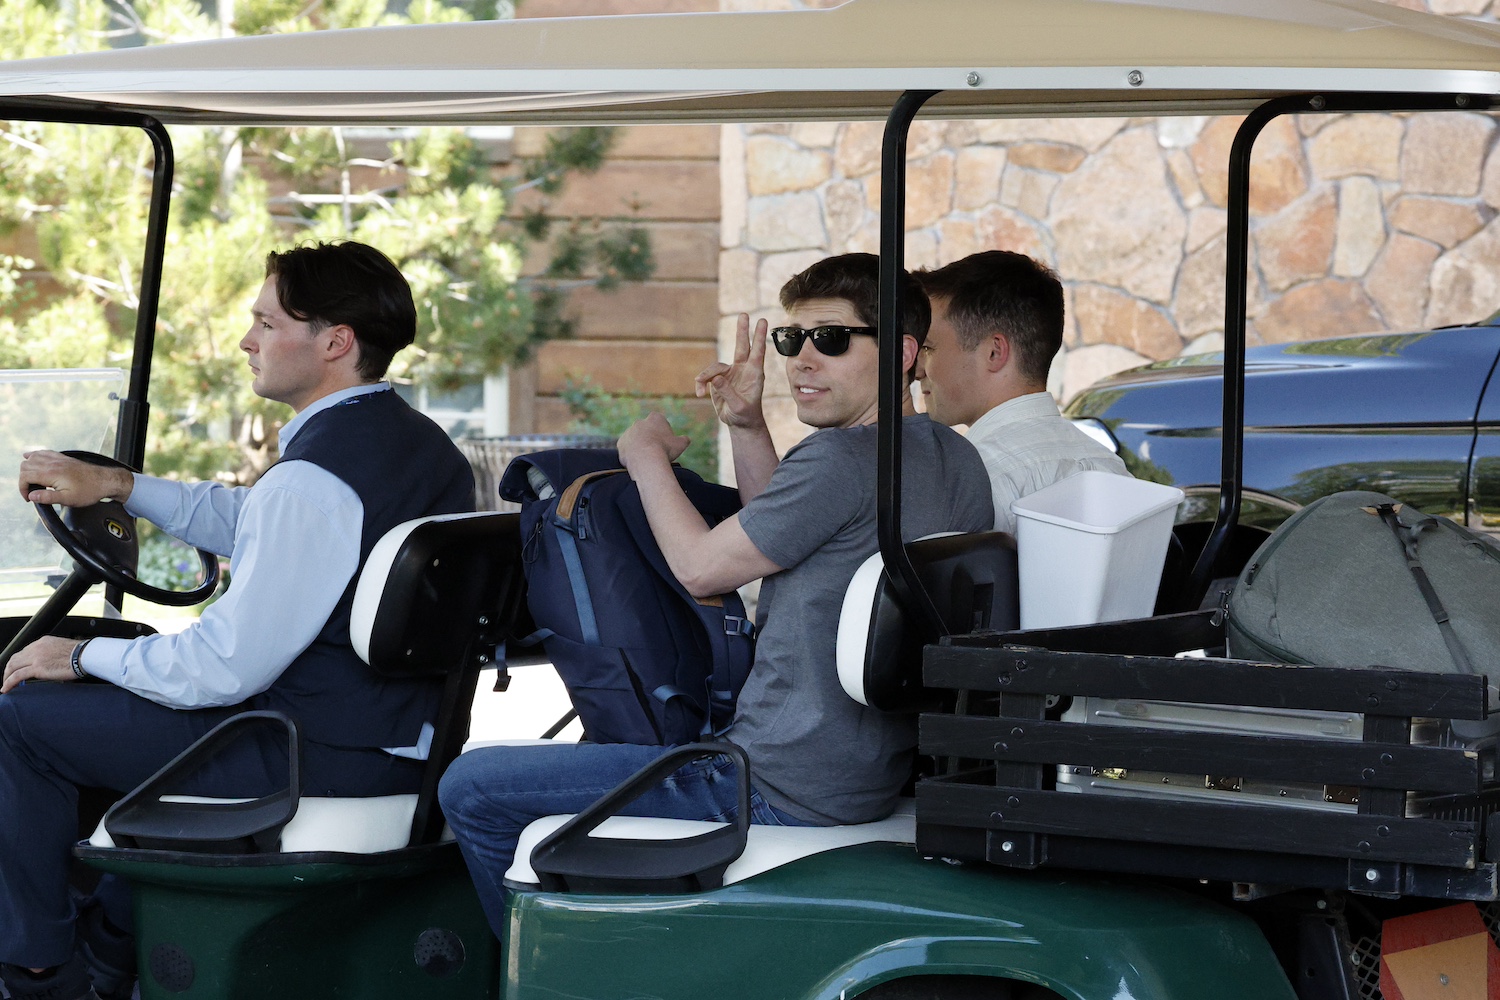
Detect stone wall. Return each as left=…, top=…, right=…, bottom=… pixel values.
left=719, top=0, right=1500, bottom=461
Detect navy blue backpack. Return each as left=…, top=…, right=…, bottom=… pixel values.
left=498, top=449, right=755, bottom=746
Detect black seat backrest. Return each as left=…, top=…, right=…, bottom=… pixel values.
left=839, top=532, right=1018, bottom=713
left=352, top=511, right=529, bottom=844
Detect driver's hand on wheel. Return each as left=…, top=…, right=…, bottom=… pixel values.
left=18, top=450, right=134, bottom=507
left=2, top=636, right=82, bottom=693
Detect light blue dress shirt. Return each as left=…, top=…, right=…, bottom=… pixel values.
left=80, top=384, right=387, bottom=710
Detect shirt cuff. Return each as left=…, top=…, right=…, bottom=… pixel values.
left=122, top=473, right=176, bottom=522
left=79, top=636, right=133, bottom=686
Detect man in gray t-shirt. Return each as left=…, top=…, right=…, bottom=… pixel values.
left=733, top=416, right=991, bottom=823
left=440, top=253, right=992, bottom=933
left=618, top=253, right=992, bottom=824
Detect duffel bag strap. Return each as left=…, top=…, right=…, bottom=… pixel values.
left=1371, top=503, right=1476, bottom=675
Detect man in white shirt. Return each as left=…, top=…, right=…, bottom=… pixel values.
left=915, top=251, right=1129, bottom=535
left=0, top=242, right=473, bottom=1000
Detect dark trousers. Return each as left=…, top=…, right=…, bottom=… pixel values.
left=0, top=680, right=424, bottom=969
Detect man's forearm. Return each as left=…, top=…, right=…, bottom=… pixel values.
left=729, top=424, right=779, bottom=503
left=631, top=452, right=717, bottom=591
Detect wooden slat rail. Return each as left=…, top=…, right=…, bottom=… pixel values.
left=944, top=609, right=1222, bottom=656
left=916, top=781, right=1479, bottom=869
left=923, top=645, right=1491, bottom=720
left=919, top=715, right=1483, bottom=794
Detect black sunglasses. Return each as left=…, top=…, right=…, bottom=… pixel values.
left=769, top=325, right=878, bottom=357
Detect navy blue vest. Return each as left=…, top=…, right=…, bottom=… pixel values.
left=248, top=388, right=475, bottom=750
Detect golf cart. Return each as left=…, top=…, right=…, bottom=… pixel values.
left=1, top=1, right=1499, bottom=997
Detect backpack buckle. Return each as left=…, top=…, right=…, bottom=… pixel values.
left=724, top=616, right=755, bottom=638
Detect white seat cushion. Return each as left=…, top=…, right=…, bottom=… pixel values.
left=504, top=799, right=915, bottom=888
left=87, top=794, right=449, bottom=854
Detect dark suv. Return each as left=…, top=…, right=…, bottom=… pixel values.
left=1065, top=316, right=1500, bottom=571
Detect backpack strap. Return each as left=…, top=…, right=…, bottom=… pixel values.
left=1370, top=503, right=1476, bottom=675
left=552, top=469, right=627, bottom=646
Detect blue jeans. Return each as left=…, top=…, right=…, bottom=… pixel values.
left=438, top=742, right=813, bottom=931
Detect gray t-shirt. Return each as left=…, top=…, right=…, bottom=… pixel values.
left=730, top=414, right=993, bottom=825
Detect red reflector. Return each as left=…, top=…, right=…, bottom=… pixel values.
left=1379, top=903, right=1499, bottom=1000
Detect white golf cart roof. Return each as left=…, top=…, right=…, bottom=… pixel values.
left=0, top=0, right=1497, bottom=126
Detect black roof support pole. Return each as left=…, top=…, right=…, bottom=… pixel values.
left=1182, top=91, right=1492, bottom=610
left=116, top=116, right=173, bottom=473
left=1179, top=97, right=1278, bottom=610
left=877, top=89, right=944, bottom=638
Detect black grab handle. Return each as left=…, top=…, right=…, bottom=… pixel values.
left=103, top=710, right=301, bottom=855
left=530, top=741, right=751, bottom=894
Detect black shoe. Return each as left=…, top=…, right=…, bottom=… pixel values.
left=0, top=958, right=102, bottom=1000
left=76, top=899, right=135, bottom=1000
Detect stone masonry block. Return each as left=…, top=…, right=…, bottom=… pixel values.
left=758, top=249, right=826, bottom=310
left=1365, top=233, right=1441, bottom=331
left=1256, top=279, right=1382, bottom=343
left=905, top=152, right=956, bottom=229
left=1192, top=115, right=1308, bottom=216
left=1390, top=196, right=1486, bottom=249
left=1007, top=143, right=1088, bottom=173
left=746, top=136, right=833, bottom=195
left=1307, top=115, right=1403, bottom=181
left=1052, top=128, right=1186, bottom=303
left=1427, top=216, right=1500, bottom=327
left=747, top=193, right=827, bottom=251
left=1000, top=166, right=1059, bottom=219
left=1254, top=187, right=1337, bottom=292
left=719, top=248, right=760, bottom=314
left=955, top=147, right=1007, bottom=211
left=1073, top=285, right=1183, bottom=360
left=1333, top=176, right=1386, bottom=278
left=1402, top=113, right=1495, bottom=197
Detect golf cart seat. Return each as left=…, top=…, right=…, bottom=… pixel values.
left=75, top=511, right=529, bottom=999
left=504, top=530, right=1018, bottom=894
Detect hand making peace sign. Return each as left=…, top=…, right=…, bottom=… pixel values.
left=695, top=313, right=768, bottom=430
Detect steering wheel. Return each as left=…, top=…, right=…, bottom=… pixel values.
left=30, top=451, right=221, bottom=606
left=1, top=451, right=221, bottom=672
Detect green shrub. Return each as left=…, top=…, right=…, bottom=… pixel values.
left=560, top=377, right=718, bottom=481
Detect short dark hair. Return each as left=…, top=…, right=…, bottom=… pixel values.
left=917, top=251, right=1064, bottom=385
left=779, top=252, right=931, bottom=348
left=264, top=241, right=416, bottom=381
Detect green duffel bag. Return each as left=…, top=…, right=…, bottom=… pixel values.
left=1227, top=490, right=1500, bottom=742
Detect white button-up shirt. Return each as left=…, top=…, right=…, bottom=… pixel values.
left=966, top=391, right=1130, bottom=535
left=81, top=384, right=383, bottom=709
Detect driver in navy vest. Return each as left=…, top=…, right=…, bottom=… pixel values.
left=1, top=241, right=474, bottom=1000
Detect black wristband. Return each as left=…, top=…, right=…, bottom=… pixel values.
left=70, top=638, right=92, bottom=681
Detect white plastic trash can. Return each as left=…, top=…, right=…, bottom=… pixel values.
left=1011, top=470, right=1184, bottom=629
